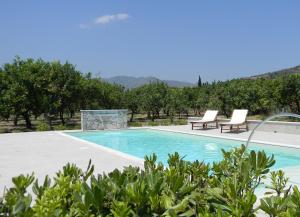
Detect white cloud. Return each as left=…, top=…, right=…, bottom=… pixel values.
left=79, top=24, right=90, bottom=29
left=95, top=13, right=129, bottom=25
left=116, top=13, right=129, bottom=20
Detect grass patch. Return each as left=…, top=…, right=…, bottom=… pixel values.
left=128, top=122, right=143, bottom=127
left=36, top=122, right=51, bottom=131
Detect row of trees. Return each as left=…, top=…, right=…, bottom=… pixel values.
left=1, top=57, right=300, bottom=129
left=126, top=75, right=300, bottom=121
left=0, top=57, right=124, bottom=129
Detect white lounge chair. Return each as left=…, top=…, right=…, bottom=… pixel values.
left=190, top=110, right=219, bottom=130
left=220, top=109, right=248, bottom=133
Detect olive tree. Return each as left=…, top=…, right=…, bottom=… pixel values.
left=125, top=88, right=141, bottom=122
left=1, top=57, right=47, bottom=128
left=140, top=82, right=169, bottom=121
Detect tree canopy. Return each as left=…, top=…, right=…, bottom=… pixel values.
left=1, top=57, right=299, bottom=129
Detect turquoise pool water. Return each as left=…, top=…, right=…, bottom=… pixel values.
left=66, top=129, right=300, bottom=169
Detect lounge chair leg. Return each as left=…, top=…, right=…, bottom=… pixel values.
left=192, top=123, right=194, bottom=130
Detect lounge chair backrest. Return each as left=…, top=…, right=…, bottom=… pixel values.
left=202, top=110, right=218, bottom=121
left=230, top=109, right=248, bottom=123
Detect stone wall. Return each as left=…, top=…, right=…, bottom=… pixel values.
left=246, top=120, right=300, bottom=134
left=81, top=110, right=128, bottom=130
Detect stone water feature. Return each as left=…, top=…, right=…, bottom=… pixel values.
left=80, top=110, right=128, bottom=131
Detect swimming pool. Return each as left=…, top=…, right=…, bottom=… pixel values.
left=66, top=129, right=300, bottom=169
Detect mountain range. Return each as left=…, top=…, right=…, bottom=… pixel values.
left=104, top=65, right=300, bottom=89
left=104, top=76, right=195, bottom=89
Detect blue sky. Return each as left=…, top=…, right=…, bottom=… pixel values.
left=1, top=1, right=300, bottom=82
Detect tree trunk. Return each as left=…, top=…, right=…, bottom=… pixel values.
left=222, top=106, right=229, bottom=118
left=44, top=113, right=53, bottom=130
left=130, top=112, right=134, bottom=122
left=60, top=111, right=65, bottom=125
left=23, top=113, right=32, bottom=129
left=296, top=101, right=300, bottom=114
left=151, top=112, right=155, bottom=121
left=13, top=115, right=19, bottom=126
left=170, top=113, right=174, bottom=123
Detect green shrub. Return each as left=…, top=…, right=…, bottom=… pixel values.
left=160, top=119, right=171, bottom=126
left=147, top=121, right=159, bottom=126
left=36, top=122, right=50, bottom=131
left=0, top=128, right=11, bottom=133
left=53, top=124, right=66, bottom=131
left=173, top=119, right=188, bottom=125
left=179, top=119, right=188, bottom=125
left=1, top=145, right=297, bottom=216
left=128, top=122, right=143, bottom=127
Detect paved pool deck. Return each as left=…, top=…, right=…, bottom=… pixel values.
left=0, top=125, right=299, bottom=196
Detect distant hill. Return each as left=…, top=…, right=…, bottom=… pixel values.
left=104, top=76, right=195, bottom=89
left=249, top=65, right=300, bottom=79
left=105, top=65, right=300, bottom=88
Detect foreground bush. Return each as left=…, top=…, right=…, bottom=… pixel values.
left=0, top=145, right=299, bottom=216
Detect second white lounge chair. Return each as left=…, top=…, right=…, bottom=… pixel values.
left=220, top=109, right=248, bottom=133
left=190, top=110, right=219, bottom=130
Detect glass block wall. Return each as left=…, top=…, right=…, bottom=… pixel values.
left=80, top=110, right=128, bottom=130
